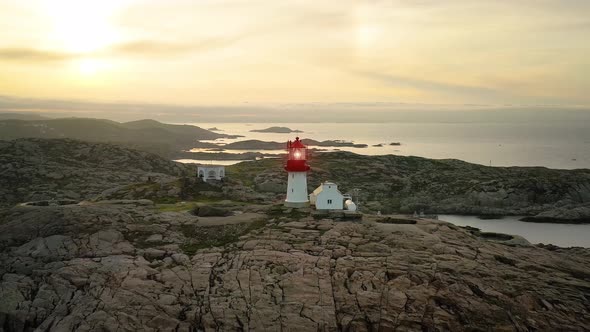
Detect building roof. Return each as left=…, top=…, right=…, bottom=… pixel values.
left=312, top=181, right=341, bottom=196
left=288, top=137, right=306, bottom=149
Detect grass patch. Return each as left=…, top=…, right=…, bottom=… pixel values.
left=155, top=198, right=235, bottom=213
left=246, top=218, right=267, bottom=232
left=180, top=224, right=199, bottom=237
left=180, top=218, right=268, bottom=255
left=180, top=231, right=240, bottom=255
left=156, top=202, right=199, bottom=212
left=124, top=231, right=169, bottom=249
left=265, top=204, right=309, bottom=220
left=153, top=197, right=181, bottom=204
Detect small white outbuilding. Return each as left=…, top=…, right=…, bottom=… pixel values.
left=197, top=165, right=225, bottom=182
left=309, top=181, right=344, bottom=210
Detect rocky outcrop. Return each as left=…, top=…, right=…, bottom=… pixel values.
left=0, top=138, right=192, bottom=206
left=521, top=203, right=590, bottom=224
left=229, top=152, right=590, bottom=218
left=0, top=202, right=589, bottom=331
left=191, top=205, right=231, bottom=217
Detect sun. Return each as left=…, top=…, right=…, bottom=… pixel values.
left=353, top=5, right=381, bottom=50
left=42, top=0, right=122, bottom=53
left=75, top=58, right=107, bottom=76
left=356, top=25, right=380, bottom=48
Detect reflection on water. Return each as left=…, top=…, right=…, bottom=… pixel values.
left=174, top=159, right=249, bottom=166
left=189, top=148, right=287, bottom=154
left=440, top=215, right=590, bottom=248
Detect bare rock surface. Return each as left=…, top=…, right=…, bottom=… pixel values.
left=1, top=202, right=589, bottom=331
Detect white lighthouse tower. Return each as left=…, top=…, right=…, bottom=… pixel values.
left=284, top=137, right=310, bottom=208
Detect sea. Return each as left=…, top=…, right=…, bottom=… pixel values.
left=439, top=215, right=590, bottom=247
left=179, top=121, right=590, bottom=247
left=183, top=122, right=590, bottom=169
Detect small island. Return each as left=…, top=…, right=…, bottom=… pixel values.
left=250, top=126, right=303, bottom=133
left=191, top=139, right=368, bottom=150
left=207, top=127, right=222, bottom=131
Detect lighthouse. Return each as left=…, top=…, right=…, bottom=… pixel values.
left=284, top=137, right=310, bottom=207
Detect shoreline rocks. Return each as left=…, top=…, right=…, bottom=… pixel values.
left=519, top=204, right=590, bottom=224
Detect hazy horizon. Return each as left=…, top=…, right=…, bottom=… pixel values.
left=2, top=94, right=590, bottom=123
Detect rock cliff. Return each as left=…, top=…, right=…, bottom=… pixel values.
left=0, top=202, right=589, bottom=331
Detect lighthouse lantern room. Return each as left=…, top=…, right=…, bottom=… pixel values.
left=284, top=137, right=310, bottom=207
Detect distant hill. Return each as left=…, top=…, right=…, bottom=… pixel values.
left=122, top=119, right=219, bottom=137
left=0, top=112, right=50, bottom=121
left=0, top=117, right=234, bottom=158
left=0, top=138, right=192, bottom=205
left=191, top=139, right=368, bottom=150
left=250, top=126, right=303, bottom=133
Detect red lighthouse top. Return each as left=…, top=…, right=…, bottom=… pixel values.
left=285, top=137, right=310, bottom=172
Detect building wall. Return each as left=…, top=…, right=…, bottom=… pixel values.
left=315, top=185, right=344, bottom=210
left=310, top=192, right=318, bottom=205
left=197, top=166, right=225, bottom=182
left=286, top=172, right=308, bottom=203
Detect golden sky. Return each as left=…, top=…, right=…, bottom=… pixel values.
left=0, top=0, right=589, bottom=107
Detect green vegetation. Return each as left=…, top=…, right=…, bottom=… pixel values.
left=265, top=204, right=308, bottom=220
left=155, top=199, right=244, bottom=213
left=124, top=231, right=169, bottom=249
left=180, top=230, right=241, bottom=254
left=180, top=218, right=267, bottom=255
left=228, top=159, right=279, bottom=186
left=156, top=202, right=200, bottom=212
left=152, top=197, right=180, bottom=204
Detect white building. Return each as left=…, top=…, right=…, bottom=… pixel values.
left=310, top=182, right=345, bottom=210
left=284, top=137, right=310, bottom=208
left=286, top=172, right=309, bottom=207
left=197, top=165, right=225, bottom=182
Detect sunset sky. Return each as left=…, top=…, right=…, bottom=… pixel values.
left=1, top=0, right=589, bottom=112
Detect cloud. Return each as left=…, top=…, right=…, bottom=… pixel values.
left=112, top=35, right=246, bottom=56
left=352, top=70, right=510, bottom=101
left=0, top=48, right=75, bottom=62
left=0, top=34, right=248, bottom=63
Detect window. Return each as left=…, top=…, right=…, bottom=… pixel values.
left=327, top=199, right=332, bottom=204
left=291, top=189, right=294, bottom=192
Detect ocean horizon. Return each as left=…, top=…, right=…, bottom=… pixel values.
left=183, top=121, right=590, bottom=170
